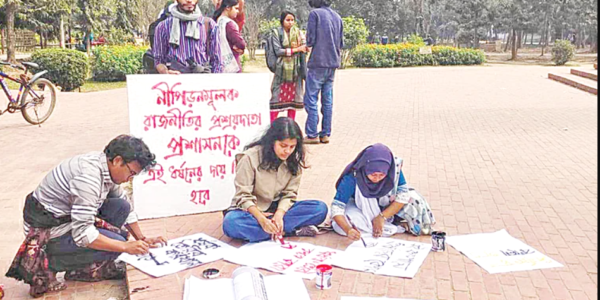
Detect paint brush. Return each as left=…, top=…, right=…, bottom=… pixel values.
left=271, top=220, right=285, bottom=245
left=346, top=215, right=367, bottom=248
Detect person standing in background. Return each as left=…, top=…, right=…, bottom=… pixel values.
left=213, top=0, right=245, bottom=73
left=302, top=0, right=343, bottom=145
left=269, top=11, right=307, bottom=122
left=212, top=0, right=245, bottom=31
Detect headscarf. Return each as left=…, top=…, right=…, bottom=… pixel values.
left=335, top=143, right=396, bottom=198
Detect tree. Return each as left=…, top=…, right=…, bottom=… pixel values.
left=4, top=0, right=20, bottom=62
left=20, top=0, right=74, bottom=49
left=341, top=16, right=369, bottom=68
left=243, top=0, right=268, bottom=60
left=75, top=0, right=118, bottom=54
left=445, top=0, right=493, bottom=48
left=114, top=0, right=141, bottom=33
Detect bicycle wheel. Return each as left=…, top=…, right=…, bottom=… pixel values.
left=20, top=78, right=57, bottom=125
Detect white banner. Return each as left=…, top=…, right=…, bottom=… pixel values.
left=446, top=229, right=563, bottom=274
left=118, top=233, right=238, bottom=277
left=224, top=241, right=341, bottom=280
left=127, top=74, right=271, bottom=219
left=332, top=237, right=431, bottom=278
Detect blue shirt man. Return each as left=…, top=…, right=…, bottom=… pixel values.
left=303, top=0, right=344, bottom=144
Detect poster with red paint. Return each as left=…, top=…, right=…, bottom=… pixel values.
left=127, top=74, right=271, bottom=219
left=224, top=240, right=341, bottom=280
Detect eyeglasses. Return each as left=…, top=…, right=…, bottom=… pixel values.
left=124, top=163, right=138, bottom=180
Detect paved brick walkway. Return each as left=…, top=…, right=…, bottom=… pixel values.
left=0, top=65, right=596, bottom=300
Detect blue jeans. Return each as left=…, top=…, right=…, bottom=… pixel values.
left=222, top=200, right=329, bottom=243
left=303, top=68, right=336, bottom=139
left=46, top=198, right=130, bottom=272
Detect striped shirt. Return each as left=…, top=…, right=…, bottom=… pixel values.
left=153, top=16, right=223, bottom=73
left=24, top=152, right=138, bottom=247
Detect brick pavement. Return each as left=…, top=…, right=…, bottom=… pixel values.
left=0, top=65, right=596, bottom=300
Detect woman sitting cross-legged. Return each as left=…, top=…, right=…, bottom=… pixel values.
left=222, top=117, right=328, bottom=242
left=331, top=143, right=436, bottom=241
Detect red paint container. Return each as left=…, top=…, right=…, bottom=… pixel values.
left=315, top=264, right=333, bottom=290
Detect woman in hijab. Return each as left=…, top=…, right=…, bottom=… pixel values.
left=331, top=143, right=435, bottom=241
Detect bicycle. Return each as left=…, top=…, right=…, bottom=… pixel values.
left=0, top=61, right=57, bottom=126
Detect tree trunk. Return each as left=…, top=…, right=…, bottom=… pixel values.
left=523, top=31, right=528, bottom=46
left=541, top=22, right=550, bottom=56
left=0, top=29, right=4, bottom=55
left=530, top=32, right=534, bottom=45
left=517, top=30, right=523, bottom=49
left=6, top=0, right=18, bottom=63
left=504, top=31, right=511, bottom=52
left=60, top=16, right=66, bottom=49
left=86, top=30, right=91, bottom=56
left=43, top=32, right=48, bottom=48
left=511, top=29, right=518, bottom=60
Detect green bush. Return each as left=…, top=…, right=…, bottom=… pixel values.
left=551, top=39, right=575, bottom=65
left=92, top=45, right=147, bottom=81
left=406, top=34, right=425, bottom=46
left=259, top=18, right=280, bottom=40
left=105, top=28, right=136, bottom=46
left=353, top=43, right=485, bottom=68
left=341, top=16, right=370, bottom=68
left=30, top=48, right=90, bottom=91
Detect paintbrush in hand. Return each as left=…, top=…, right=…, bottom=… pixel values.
left=346, top=215, right=367, bottom=248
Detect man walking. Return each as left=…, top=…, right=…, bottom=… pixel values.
left=303, top=0, right=344, bottom=144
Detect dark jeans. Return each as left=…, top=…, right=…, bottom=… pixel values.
left=303, top=68, right=336, bottom=139
left=46, top=198, right=130, bottom=272
left=222, top=200, right=328, bottom=243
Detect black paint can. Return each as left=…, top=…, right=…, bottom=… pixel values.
left=431, top=231, right=446, bottom=252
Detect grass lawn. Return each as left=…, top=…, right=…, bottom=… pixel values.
left=77, top=80, right=127, bottom=92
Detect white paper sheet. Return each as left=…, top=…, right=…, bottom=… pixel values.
left=446, top=229, right=563, bottom=274
left=118, top=233, right=237, bottom=277
left=332, top=237, right=431, bottom=278
left=341, top=297, right=425, bottom=300
left=224, top=240, right=341, bottom=279
left=183, top=273, right=310, bottom=300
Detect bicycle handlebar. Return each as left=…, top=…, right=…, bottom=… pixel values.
left=0, top=61, right=26, bottom=71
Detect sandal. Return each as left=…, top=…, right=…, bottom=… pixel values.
left=65, top=261, right=125, bottom=282
left=29, top=281, right=66, bottom=298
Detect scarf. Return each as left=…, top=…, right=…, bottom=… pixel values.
left=336, top=143, right=396, bottom=198
left=169, top=4, right=203, bottom=46
left=217, top=16, right=241, bottom=73
left=281, top=26, right=302, bottom=82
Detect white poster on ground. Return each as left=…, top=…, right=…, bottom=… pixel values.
left=445, top=229, right=563, bottom=274
left=341, top=298, right=426, bottom=300
left=183, top=267, right=311, bottom=300
left=224, top=240, right=341, bottom=280
left=118, top=233, right=237, bottom=277
left=331, top=237, right=431, bottom=278
left=127, top=74, right=270, bottom=219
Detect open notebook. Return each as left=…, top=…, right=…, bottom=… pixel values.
left=183, top=267, right=311, bottom=300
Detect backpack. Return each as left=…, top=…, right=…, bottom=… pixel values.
left=149, top=1, right=174, bottom=49
left=265, top=28, right=283, bottom=73
left=143, top=1, right=173, bottom=74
